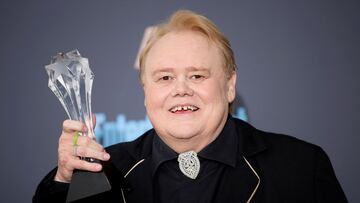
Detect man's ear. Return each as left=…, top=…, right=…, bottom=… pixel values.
left=227, top=72, right=237, bottom=103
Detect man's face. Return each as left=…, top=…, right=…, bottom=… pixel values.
left=142, top=31, right=236, bottom=151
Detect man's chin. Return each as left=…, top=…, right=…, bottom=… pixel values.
left=169, top=129, right=200, bottom=140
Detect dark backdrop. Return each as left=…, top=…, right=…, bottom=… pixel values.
left=0, top=0, right=359, bottom=202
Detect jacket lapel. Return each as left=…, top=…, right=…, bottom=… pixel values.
left=121, top=158, right=154, bottom=203
left=213, top=118, right=269, bottom=202
left=106, top=131, right=155, bottom=203
left=214, top=155, right=260, bottom=202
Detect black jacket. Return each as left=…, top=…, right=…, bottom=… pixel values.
left=33, top=117, right=347, bottom=202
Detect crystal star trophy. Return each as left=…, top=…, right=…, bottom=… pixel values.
left=45, top=50, right=111, bottom=202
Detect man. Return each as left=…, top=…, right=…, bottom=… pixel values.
left=34, top=10, right=347, bottom=202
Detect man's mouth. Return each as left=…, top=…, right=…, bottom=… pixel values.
left=169, top=105, right=199, bottom=113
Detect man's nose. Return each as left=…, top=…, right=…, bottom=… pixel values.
left=171, top=78, right=194, bottom=97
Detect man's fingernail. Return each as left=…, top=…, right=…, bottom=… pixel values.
left=103, top=153, right=110, bottom=160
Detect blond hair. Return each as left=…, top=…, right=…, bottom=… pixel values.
left=139, top=10, right=236, bottom=81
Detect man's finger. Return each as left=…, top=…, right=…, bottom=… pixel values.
left=70, top=159, right=103, bottom=172
left=76, top=136, right=104, bottom=151
left=63, top=120, right=87, bottom=133
left=75, top=146, right=110, bottom=161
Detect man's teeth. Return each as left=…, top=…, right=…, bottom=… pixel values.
left=170, top=105, right=199, bottom=113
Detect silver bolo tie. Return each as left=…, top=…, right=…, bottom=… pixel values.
left=177, top=151, right=200, bottom=179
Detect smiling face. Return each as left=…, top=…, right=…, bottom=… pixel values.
left=142, top=30, right=236, bottom=152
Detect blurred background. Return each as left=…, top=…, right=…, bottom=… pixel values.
left=0, top=0, right=359, bottom=202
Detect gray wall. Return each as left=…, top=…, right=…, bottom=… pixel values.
left=0, top=0, right=359, bottom=202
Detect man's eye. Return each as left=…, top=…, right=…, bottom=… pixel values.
left=191, top=75, right=204, bottom=80
left=161, top=76, right=171, bottom=81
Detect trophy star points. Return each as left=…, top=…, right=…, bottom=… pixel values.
left=46, top=62, right=68, bottom=81
left=45, top=49, right=94, bottom=125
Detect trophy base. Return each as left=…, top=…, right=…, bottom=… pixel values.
left=66, top=170, right=111, bottom=202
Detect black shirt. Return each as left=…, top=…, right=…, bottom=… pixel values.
left=151, top=116, right=238, bottom=203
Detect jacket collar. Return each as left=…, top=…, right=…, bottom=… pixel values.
left=233, top=117, right=268, bottom=157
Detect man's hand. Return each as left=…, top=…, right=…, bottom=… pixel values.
left=54, top=118, right=110, bottom=183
